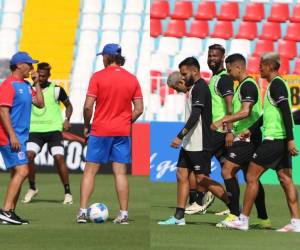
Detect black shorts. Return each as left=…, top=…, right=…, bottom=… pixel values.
left=27, top=131, right=64, bottom=155
left=225, top=141, right=256, bottom=167
left=211, top=131, right=226, bottom=161
left=251, top=139, right=292, bottom=171
left=177, top=148, right=212, bottom=175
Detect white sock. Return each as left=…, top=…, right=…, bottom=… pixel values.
left=79, top=208, right=87, bottom=215
left=120, top=210, right=128, bottom=218
left=291, top=218, right=300, bottom=227
left=239, top=214, right=249, bottom=223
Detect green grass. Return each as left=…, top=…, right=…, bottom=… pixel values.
left=0, top=173, right=149, bottom=250
left=151, top=182, right=300, bottom=250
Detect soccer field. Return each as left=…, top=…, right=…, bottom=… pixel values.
left=151, top=182, right=300, bottom=250
left=0, top=174, right=149, bottom=250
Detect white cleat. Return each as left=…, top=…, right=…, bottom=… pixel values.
left=22, top=189, right=38, bottom=203
left=277, top=223, right=300, bottom=232
left=63, top=194, right=73, bottom=205
left=223, top=217, right=249, bottom=231
left=202, top=191, right=215, bottom=210
left=215, top=209, right=230, bottom=216
left=185, top=202, right=206, bottom=215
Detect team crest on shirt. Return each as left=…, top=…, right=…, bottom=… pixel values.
left=19, top=88, right=23, bottom=94
left=18, top=151, right=26, bottom=160
left=253, top=153, right=258, bottom=159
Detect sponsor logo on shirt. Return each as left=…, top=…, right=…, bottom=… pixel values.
left=19, top=88, right=23, bottom=94
left=194, top=165, right=201, bottom=171
left=229, top=152, right=236, bottom=159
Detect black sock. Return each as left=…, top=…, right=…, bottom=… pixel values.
left=255, top=181, right=268, bottom=220
left=64, top=184, right=71, bottom=194
left=196, top=192, right=205, bottom=206
left=174, top=207, right=185, bottom=220
left=29, top=181, right=36, bottom=190
left=224, top=178, right=240, bottom=216
left=188, top=189, right=197, bottom=204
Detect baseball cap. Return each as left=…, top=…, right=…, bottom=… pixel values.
left=10, top=52, right=39, bottom=65
left=96, top=43, right=122, bottom=56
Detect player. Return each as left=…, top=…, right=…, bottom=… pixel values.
left=186, top=44, right=234, bottom=215
left=167, top=71, right=215, bottom=211
left=213, top=54, right=270, bottom=228
left=23, top=62, right=73, bottom=204
left=158, top=57, right=230, bottom=225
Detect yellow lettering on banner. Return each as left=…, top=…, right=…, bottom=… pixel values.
left=289, top=83, right=300, bottom=109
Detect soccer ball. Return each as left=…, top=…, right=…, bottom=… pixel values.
left=87, top=203, right=109, bottom=223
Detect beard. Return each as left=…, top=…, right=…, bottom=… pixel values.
left=185, top=77, right=194, bottom=87
left=208, top=61, right=221, bottom=71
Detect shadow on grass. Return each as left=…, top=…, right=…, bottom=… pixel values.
left=28, top=199, right=62, bottom=204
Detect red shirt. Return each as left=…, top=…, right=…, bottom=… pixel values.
left=87, top=65, right=143, bottom=136
left=0, top=75, right=35, bottom=145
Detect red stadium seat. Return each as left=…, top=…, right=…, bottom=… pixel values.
left=278, top=57, right=290, bottom=75
left=150, top=70, right=163, bottom=93
left=253, top=40, right=274, bottom=57
left=259, top=22, right=281, bottom=41
left=243, top=3, right=265, bottom=22
left=290, top=4, right=300, bottom=22
left=285, top=23, right=300, bottom=42
left=186, top=20, right=209, bottom=38
left=171, top=1, right=193, bottom=20
left=247, top=56, right=260, bottom=74
left=268, top=3, right=289, bottom=22
left=164, top=19, right=186, bottom=38
left=150, top=19, right=162, bottom=37
left=150, top=0, right=170, bottom=19
left=211, top=21, right=233, bottom=39
left=278, top=40, right=297, bottom=59
left=160, top=85, right=175, bottom=105
left=217, top=2, right=239, bottom=21
left=194, top=1, right=216, bottom=20
left=293, top=58, right=300, bottom=74
left=236, top=21, right=257, bottom=40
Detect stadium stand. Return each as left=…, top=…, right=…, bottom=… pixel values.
left=0, top=0, right=149, bottom=123
left=70, top=0, right=149, bottom=123
left=150, top=0, right=300, bottom=121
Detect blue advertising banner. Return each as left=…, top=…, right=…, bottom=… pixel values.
left=150, top=122, right=244, bottom=183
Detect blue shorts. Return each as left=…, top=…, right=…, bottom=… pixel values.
left=85, top=136, right=131, bottom=164
left=0, top=143, right=28, bottom=169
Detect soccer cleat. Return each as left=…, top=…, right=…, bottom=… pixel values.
left=216, top=213, right=238, bottom=228
left=11, top=210, right=29, bottom=225
left=223, top=217, right=249, bottom=231
left=22, top=189, right=38, bottom=203
left=250, top=218, right=272, bottom=229
left=185, top=202, right=206, bottom=215
left=215, top=209, right=230, bottom=216
left=202, top=191, right=215, bottom=210
left=113, top=215, right=129, bottom=224
left=0, top=209, right=22, bottom=225
left=277, top=223, right=300, bottom=232
left=76, top=213, right=87, bottom=224
left=63, top=193, right=73, bottom=205
left=158, top=216, right=186, bottom=225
